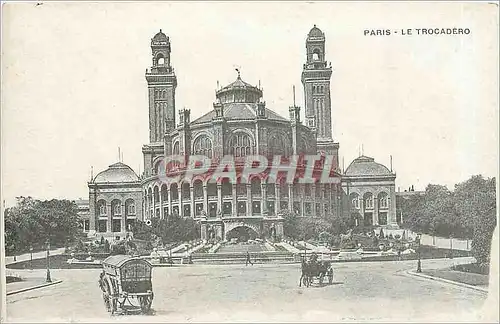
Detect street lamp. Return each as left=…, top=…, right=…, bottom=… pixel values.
left=449, top=235, right=453, bottom=259
left=29, top=246, right=34, bottom=270
left=46, top=240, right=52, bottom=283
left=416, top=234, right=422, bottom=273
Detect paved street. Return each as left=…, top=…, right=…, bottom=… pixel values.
left=6, top=258, right=492, bottom=322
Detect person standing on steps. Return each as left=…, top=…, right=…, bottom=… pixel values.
left=245, top=251, right=253, bottom=266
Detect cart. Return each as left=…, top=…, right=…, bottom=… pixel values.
left=98, top=255, right=154, bottom=315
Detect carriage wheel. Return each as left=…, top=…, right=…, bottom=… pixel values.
left=103, top=292, right=111, bottom=313
left=138, top=294, right=153, bottom=313
left=302, top=276, right=309, bottom=287
left=104, top=282, right=117, bottom=314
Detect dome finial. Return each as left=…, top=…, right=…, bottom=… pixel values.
left=314, top=24, right=316, bottom=27
left=160, top=29, right=162, bottom=33
left=235, top=67, right=241, bottom=79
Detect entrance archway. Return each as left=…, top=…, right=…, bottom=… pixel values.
left=226, top=226, right=259, bottom=242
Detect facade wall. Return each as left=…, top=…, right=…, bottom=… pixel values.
left=341, top=178, right=397, bottom=227
left=88, top=184, right=143, bottom=239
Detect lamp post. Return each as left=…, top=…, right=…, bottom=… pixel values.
left=449, top=235, right=453, bottom=259
left=29, top=246, right=33, bottom=270
left=46, top=240, right=52, bottom=283
left=416, top=234, right=422, bottom=273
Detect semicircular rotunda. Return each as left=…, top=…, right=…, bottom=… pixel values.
left=85, top=26, right=398, bottom=240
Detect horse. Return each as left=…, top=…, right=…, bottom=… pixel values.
left=299, top=258, right=333, bottom=287
left=340, top=229, right=353, bottom=245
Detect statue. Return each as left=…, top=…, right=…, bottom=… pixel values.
left=340, top=229, right=353, bottom=246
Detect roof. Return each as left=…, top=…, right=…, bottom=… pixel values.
left=152, top=29, right=168, bottom=42
left=103, top=255, right=132, bottom=267
left=102, top=255, right=152, bottom=268
left=191, top=102, right=288, bottom=124
left=344, top=155, right=392, bottom=177
left=308, top=25, right=324, bottom=38
left=220, top=75, right=254, bottom=90
left=93, top=162, right=140, bottom=184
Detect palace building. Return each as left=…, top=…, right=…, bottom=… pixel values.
left=83, top=26, right=398, bottom=240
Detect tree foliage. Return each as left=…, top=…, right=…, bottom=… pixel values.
left=400, top=175, right=497, bottom=265
left=131, top=214, right=201, bottom=246
left=4, top=196, right=81, bottom=255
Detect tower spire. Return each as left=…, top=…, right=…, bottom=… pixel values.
left=118, top=147, right=121, bottom=162
left=293, top=85, right=296, bottom=107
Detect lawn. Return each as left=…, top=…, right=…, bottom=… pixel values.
left=423, top=268, right=489, bottom=287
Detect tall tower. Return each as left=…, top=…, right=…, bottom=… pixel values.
left=145, top=30, right=177, bottom=143
left=301, top=25, right=339, bottom=166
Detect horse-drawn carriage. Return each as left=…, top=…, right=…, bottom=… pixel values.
left=299, top=253, right=334, bottom=287
left=98, top=255, right=154, bottom=315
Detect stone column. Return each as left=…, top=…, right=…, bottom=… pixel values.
left=276, top=185, right=281, bottom=214
left=159, top=188, right=164, bottom=219
left=312, top=184, right=317, bottom=217
left=152, top=190, right=156, bottom=218
left=121, top=202, right=126, bottom=232
left=232, top=184, right=237, bottom=216
left=390, top=187, right=397, bottom=225
left=89, top=190, right=96, bottom=231
left=179, top=184, right=184, bottom=217
left=217, top=184, right=222, bottom=217
left=203, top=185, right=208, bottom=215
left=359, top=197, right=365, bottom=226
left=166, top=187, right=171, bottom=217
left=301, top=185, right=305, bottom=217
left=373, top=196, right=379, bottom=225
left=246, top=183, right=252, bottom=216
left=106, top=202, right=112, bottom=233
left=288, top=184, right=293, bottom=213
left=261, top=182, right=267, bottom=215
left=190, top=185, right=195, bottom=218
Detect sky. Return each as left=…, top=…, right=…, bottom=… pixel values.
left=1, top=1, right=498, bottom=207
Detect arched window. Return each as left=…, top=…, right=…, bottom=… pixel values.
left=193, top=135, right=213, bottom=158
left=230, top=133, right=254, bottom=157
left=154, top=186, right=160, bottom=203
left=251, top=177, right=261, bottom=196
left=193, top=180, right=204, bottom=198
left=111, top=200, right=121, bottom=216
left=379, top=192, right=389, bottom=208
left=312, top=49, right=321, bottom=61
left=98, top=200, right=107, bottom=216
left=156, top=54, right=165, bottom=65
left=170, top=183, right=179, bottom=201
left=364, top=193, right=374, bottom=209
left=173, top=141, right=180, bottom=155
left=268, top=136, right=287, bottom=156
left=350, top=193, right=359, bottom=209
left=125, top=199, right=136, bottom=216
left=313, top=86, right=316, bottom=94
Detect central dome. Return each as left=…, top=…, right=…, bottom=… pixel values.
left=93, top=162, right=140, bottom=183
left=215, top=73, right=263, bottom=104
left=345, top=156, right=392, bottom=177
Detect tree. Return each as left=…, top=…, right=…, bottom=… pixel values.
left=454, top=176, right=496, bottom=265
left=4, top=197, right=80, bottom=254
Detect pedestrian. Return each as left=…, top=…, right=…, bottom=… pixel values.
left=245, top=251, right=253, bottom=266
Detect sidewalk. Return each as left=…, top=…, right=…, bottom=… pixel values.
left=5, top=247, right=66, bottom=265
left=6, top=276, right=63, bottom=295
left=406, top=259, right=489, bottom=294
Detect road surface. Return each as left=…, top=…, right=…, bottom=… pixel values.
left=6, top=257, right=492, bottom=322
